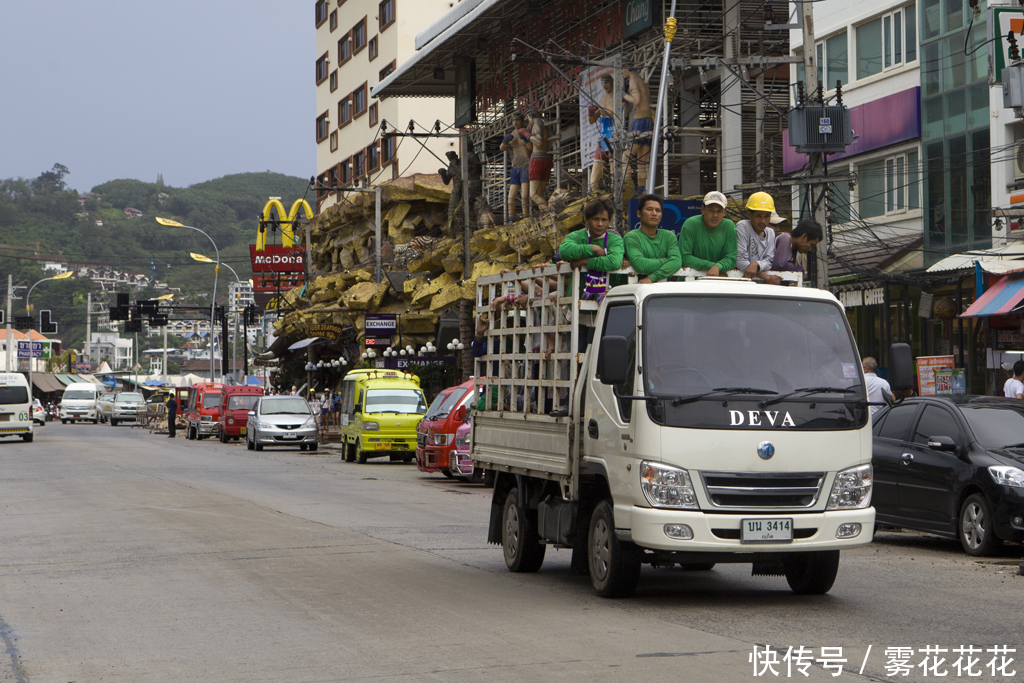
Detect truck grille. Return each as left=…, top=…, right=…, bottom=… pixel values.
left=417, top=433, right=426, bottom=447
left=700, top=472, right=825, bottom=509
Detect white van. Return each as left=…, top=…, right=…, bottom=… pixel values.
left=0, top=373, right=34, bottom=442
left=59, top=382, right=104, bottom=424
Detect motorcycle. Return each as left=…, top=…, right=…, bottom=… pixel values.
left=45, top=402, right=59, bottom=422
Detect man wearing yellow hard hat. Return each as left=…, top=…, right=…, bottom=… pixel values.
left=736, top=191, right=782, bottom=285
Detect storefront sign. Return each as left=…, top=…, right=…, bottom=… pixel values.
left=306, top=323, right=343, bottom=342
left=839, top=291, right=862, bottom=308
left=863, top=288, right=885, bottom=305
left=916, top=355, right=955, bottom=396
left=249, top=244, right=306, bottom=273
left=75, top=361, right=92, bottom=372
left=363, top=336, right=392, bottom=347
left=623, top=0, right=653, bottom=39
left=934, top=367, right=966, bottom=395
left=16, top=340, right=57, bottom=359
left=365, top=314, right=397, bottom=334
left=996, top=330, right=1024, bottom=349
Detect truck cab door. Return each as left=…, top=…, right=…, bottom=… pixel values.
left=586, top=300, right=638, bottom=467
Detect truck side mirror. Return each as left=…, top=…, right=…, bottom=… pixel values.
left=457, top=405, right=467, bottom=421
left=597, top=335, right=629, bottom=386
left=354, top=403, right=362, bottom=413
left=887, top=343, right=914, bottom=392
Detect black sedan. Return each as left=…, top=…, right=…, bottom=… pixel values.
left=871, top=396, right=1024, bottom=556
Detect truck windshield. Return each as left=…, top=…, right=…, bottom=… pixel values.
left=202, top=393, right=222, bottom=409
left=63, top=389, right=96, bottom=401
left=365, top=389, right=427, bottom=415
left=116, top=393, right=144, bottom=403
left=644, top=296, right=864, bottom=400
left=228, top=395, right=259, bottom=411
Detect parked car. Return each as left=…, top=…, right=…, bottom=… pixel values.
left=32, top=399, right=45, bottom=426
left=871, top=395, right=1024, bottom=556
left=184, top=382, right=224, bottom=440
left=416, top=379, right=475, bottom=475
left=110, top=392, right=146, bottom=426
left=245, top=395, right=319, bottom=451
left=447, top=412, right=486, bottom=483
left=218, top=386, right=263, bottom=442
left=98, top=392, right=116, bottom=423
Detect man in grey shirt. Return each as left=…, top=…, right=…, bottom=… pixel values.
left=735, top=191, right=782, bottom=285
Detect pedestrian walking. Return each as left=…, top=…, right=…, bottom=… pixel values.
left=166, top=395, right=178, bottom=438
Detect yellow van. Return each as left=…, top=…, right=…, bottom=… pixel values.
left=339, top=369, right=427, bottom=463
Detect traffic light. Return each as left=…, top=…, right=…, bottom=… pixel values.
left=125, top=319, right=142, bottom=333
left=39, top=310, right=57, bottom=335
left=110, top=292, right=130, bottom=321
left=14, top=316, right=32, bottom=331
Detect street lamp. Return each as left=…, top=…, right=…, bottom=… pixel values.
left=191, top=252, right=243, bottom=382
left=156, top=217, right=220, bottom=382
left=446, top=339, right=465, bottom=351
left=26, top=270, right=74, bottom=400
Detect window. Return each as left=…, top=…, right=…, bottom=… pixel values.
left=315, top=0, right=328, bottom=27
left=353, top=151, right=365, bottom=178
left=329, top=131, right=338, bottom=152
left=878, top=403, right=917, bottom=440
left=367, top=143, right=380, bottom=172
left=352, top=17, right=367, bottom=54
left=369, top=102, right=378, bottom=127
left=382, top=135, right=396, bottom=162
left=808, top=32, right=849, bottom=91
left=352, top=83, right=368, bottom=117
left=339, top=96, right=352, bottom=126
left=315, top=53, right=330, bottom=84
left=913, top=406, right=961, bottom=445
left=329, top=71, right=338, bottom=92
left=340, top=160, right=351, bottom=185
left=329, top=9, right=337, bottom=31
left=858, top=159, right=885, bottom=218
left=856, top=5, right=916, bottom=80
left=316, top=112, right=330, bottom=142
left=369, top=36, right=378, bottom=61
left=379, top=60, right=396, bottom=82
left=339, top=34, right=351, bottom=64
left=379, top=0, right=395, bottom=31
left=602, top=302, right=637, bottom=421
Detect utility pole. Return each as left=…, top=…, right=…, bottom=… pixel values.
left=5, top=275, right=12, bottom=372
left=801, top=0, right=829, bottom=289
left=756, top=71, right=766, bottom=184
left=86, top=292, right=92, bottom=368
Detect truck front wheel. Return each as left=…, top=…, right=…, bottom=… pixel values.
left=502, top=488, right=545, bottom=572
left=784, top=550, right=840, bottom=595
left=589, top=500, right=641, bottom=598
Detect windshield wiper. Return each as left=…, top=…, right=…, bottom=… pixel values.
left=670, top=387, right=778, bottom=406
left=760, top=386, right=859, bottom=408
left=1001, top=442, right=1024, bottom=449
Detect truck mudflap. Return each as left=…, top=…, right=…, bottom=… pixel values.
left=627, top=506, right=875, bottom=552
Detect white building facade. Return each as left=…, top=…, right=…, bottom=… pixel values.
left=314, top=0, right=455, bottom=211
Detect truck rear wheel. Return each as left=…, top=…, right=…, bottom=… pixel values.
left=589, top=500, right=641, bottom=598
left=21, top=433, right=32, bottom=443
left=345, top=443, right=356, bottom=462
left=784, top=550, right=840, bottom=595
left=502, top=488, right=545, bottom=572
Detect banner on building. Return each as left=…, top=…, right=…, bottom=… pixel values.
left=623, top=0, right=653, bottom=39
left=934, top=367, right=967, bottom=395
left=364, top=314, right=398, bottom=335
left=626, top=198, right=703, bottom=235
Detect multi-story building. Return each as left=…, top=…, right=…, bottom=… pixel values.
left=228, top=281, right=254, bottom=313
left=314, top=0, right=455, bottom=211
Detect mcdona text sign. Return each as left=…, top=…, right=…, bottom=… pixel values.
left=364, top=314, right=397, bottom=334
left=249, top=244, right=306, bottom=273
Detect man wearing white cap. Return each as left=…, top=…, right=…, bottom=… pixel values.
left=735, top=191, right=782, bottom=285
left=679, top=191, right=737, bottom=277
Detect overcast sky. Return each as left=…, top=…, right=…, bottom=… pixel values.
left=0, top=1, right=312, bottom=193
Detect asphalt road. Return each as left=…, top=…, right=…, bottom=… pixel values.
left=0, top=423, right=1020, bottom=682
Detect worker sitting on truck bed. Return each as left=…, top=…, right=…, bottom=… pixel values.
left=623, top=194, right=682, bottom=283
left=558, top=197, right=624, bottom=302
left=773, top=218, right=823, bottom=272
left=679, top=191, right=737, bottom=276
left=735, top=191, right=782, bottom=285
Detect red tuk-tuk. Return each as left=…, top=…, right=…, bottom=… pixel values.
left=185, top=382, right=224, bottom=440
left=218, top=386, right=264, bottom=442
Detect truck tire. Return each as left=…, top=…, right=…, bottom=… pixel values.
left=345, top=443, right=356, bottom=463
left=21, top=433, right=32, bottom=443
left=308, top=442, right=318, bottom=452
left=219, top=430, right=228, bottom=443
left=589, top=500, right=641, bottom=598
left=110, top=419, right=118, bottom=427
left=784, top=550, right=840, bottom=595
left=502, top=488, right=545, bottom=572
left=357, top=450, right=368, bottom=464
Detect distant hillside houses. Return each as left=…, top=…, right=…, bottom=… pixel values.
left=74, top=266, right=168, bottom=292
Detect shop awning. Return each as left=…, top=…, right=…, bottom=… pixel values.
left=32, top=373, right=65, bottom=393
left=926, top=242, right=1024, bottom=273
left=960, top=276, right=1024, bottom=317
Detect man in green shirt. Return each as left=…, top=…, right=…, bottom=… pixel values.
left=623, top=194, right=682, bottom=284
left=679, top=190, right=737, bottom=276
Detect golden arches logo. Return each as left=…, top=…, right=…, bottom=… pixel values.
left=258, top=199, right=313, bottom=251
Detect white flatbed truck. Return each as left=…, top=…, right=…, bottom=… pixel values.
left=471, top=264, right=910, bottom=597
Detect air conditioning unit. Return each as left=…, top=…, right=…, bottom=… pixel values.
left=1014, top=140, right=1024, bottom=181
left=787, top=105, right=852, bottom=154
left=1003, top=62, right=1024, bottom=114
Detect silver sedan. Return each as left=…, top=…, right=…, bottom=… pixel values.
left=245, top=396, right=319, bottom=452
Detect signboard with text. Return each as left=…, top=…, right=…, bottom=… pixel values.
left=365, top=314, right=397, bottom=335
left=16, top=340, right=57, bottom=360
left=916, top=355, right=955, bottom=396
left=249, top=244, right=306, bottom=273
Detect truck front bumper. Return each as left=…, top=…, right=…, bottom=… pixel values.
left=626, top=506, right=875, bottom=553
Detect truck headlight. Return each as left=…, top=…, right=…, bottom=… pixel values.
left=989, top=466, right=1024, bottom=488
left=362, top=421, right=379, bottom=431
left=640, top=461, right=698, bottom=509
left=432, top=433, right=452, bottom=446
left=827, top=464, right=872, bottom=510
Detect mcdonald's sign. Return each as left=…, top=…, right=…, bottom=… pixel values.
left=256, top=198, right=313, bottom=251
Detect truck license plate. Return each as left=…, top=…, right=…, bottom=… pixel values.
left=741, top=518, right=793, bottom=543
left=283, top=432, right=297, bottom=439
left=240, top=427, right=246, bottom=435
left=375, top=442, right=391, bottom=450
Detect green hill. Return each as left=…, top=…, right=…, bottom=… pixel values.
left=0, top=165, right=313, bottom=354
